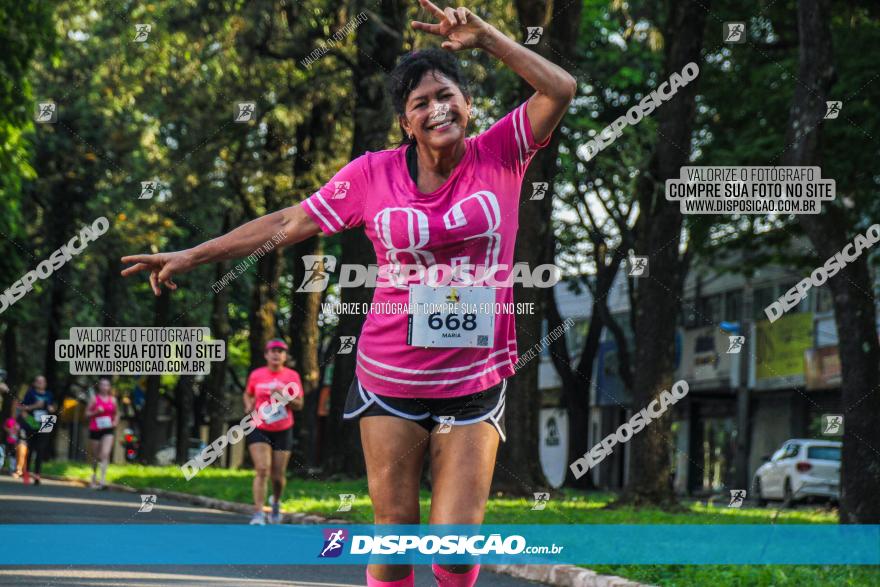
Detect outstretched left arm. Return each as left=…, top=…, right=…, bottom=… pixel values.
left=412, top=0, right=577, bottom=144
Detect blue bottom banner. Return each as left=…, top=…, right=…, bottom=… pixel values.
left=4, top=524, right=879, bottom=565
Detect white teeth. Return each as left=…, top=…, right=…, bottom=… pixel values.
left=431, top=121, right=452, bottom=130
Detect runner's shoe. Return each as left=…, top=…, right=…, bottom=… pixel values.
left=269, top=500, right=282, bottom=524
left=249, top=511, right=266, bottom=525
left=22, top=470, right=30, bottom=485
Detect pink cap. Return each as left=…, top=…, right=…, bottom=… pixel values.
left=265, top=339, right=288, bottom=351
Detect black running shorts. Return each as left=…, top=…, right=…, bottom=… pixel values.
left=343, top=378, right=507, bottom=441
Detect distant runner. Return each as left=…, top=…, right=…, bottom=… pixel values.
left=243, top=339, right=304, bottom=525
left=18, top=375, right=56, bottom=485
left=86, top=377, right=119, bottom=489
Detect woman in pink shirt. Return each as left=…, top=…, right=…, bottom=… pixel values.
left=242, top=338, right=304, bottom=525
left=2, top=395, right=18, bottom=475
left=86, top=377, right=119, bottom=489
left=122, top=2, right=574, bottom=584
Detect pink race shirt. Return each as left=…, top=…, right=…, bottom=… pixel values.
left=302, top=100, right=550, bottom=398
left=245, top=366, right=303, bottom=431
left=88, top=395, right=117, bottom=432
left=4, top=418, right=16, bottom=444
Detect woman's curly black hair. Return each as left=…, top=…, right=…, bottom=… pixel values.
left=387, top=48, right=472, bottom=146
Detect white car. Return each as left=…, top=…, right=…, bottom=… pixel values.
left=753, top=439, right=841, bottom=506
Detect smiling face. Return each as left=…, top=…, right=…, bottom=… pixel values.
left=400, top=70, right=471, bottom=152
left=264, top=347, right=287, bottom=371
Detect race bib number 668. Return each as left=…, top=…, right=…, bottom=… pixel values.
left=407, top=285, right=495, bottom=348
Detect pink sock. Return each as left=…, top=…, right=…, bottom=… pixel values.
left=432, top=564, right=480, bottom=587
left=366, top=568, right=414, bottom=587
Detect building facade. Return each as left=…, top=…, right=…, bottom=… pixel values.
left=538, top=254, right=873, bottom=496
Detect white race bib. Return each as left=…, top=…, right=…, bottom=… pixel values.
left=261, top=403, right=288, bottom=425
left=407, top=285, right=495, bottom=348
left=95, top=416, right=113, bottom=430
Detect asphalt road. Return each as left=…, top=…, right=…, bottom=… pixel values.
left=0, top=475, right=543, bottom=587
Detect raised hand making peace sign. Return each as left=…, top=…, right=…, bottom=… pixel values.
left=411, top=0, right=493, bottom=51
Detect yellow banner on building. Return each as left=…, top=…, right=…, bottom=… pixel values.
left=756, top=312, right=813, bottom=380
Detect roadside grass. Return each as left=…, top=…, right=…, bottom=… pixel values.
left=43, top=462, right=835, bottom=524
left=589, top=564, right=880, bottom=587
left=43, top=462, right=878, bottom=587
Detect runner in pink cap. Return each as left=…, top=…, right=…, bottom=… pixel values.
left=86, top=377, right=119, bottom=489
left=122, top=1, right=574, bottom=583
left=242, top=338, right=304, bottom=525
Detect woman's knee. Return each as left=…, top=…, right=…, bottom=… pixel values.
left=254, top=465, right=270, bottom=478
left=372, top=504, right=420, bottom=525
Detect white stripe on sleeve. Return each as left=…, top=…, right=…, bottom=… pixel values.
left=302, top=197, right=337, bottom=233
left=313, top=193, right=345, bottom=229
left=512, top=105, right=525, bottom=165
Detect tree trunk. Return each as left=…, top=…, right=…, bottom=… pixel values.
left=545, top=286, right=594, bottom=489
left=101, top=255, right=123, bottom=327
left=783, top=0, right=880, bottom=524
left=289, top=237, right=322, bottom=393
left=623, top=0, right=709, bottom=507
left=207, top=219, right=232, bottom=461
left=323, top=0, right=407, bottom=477
left=248, top=247, right=284, bottom=373
left=140, top=291, right=171, bottom=464
left=1, top=321, right=18, bottom=420
left=289, top=96, right=337, bottom=469
left=497, top=0, right=584, bottom=493
left=43, top=247, right=69, bottom=406
left=174, top=375, right=195, bottom=463
left=290, top=235, right=323, bottom=468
